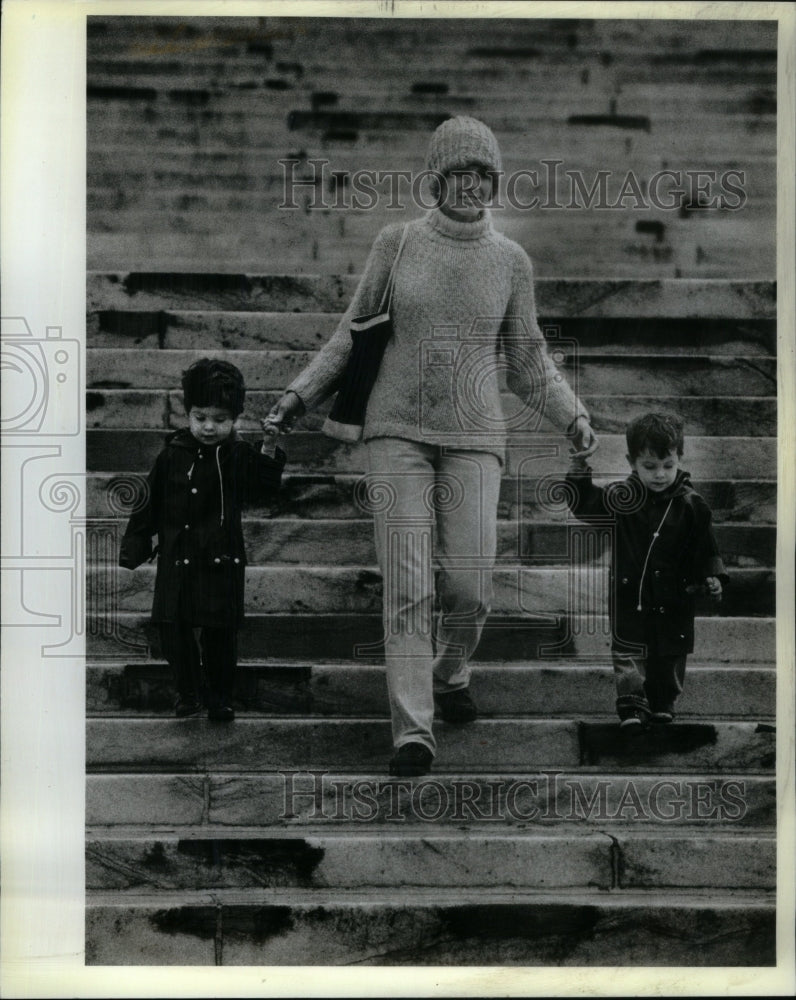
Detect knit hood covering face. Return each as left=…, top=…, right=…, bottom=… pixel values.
left=426, top=116, right=502, bottom=178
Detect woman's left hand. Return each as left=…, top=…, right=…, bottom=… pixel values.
left=568, top=416, right=599, bottom=459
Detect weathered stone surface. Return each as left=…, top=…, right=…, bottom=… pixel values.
left=578, top=721, right=775, bottom=772
left=85, top=387, right=777, bottom=438
left=86, top=661, right=776, bottom=719
left=85, top=889, right=776, bottom=965
left=87, top=612, right=777, bottom=663
left=87, top=470, right=778, bottom=523
left=85, top=830, right=613, bottom=891
left=616, top=833, right=776, bottom=889
left=86, top=774, right=206, bottom=826
left=87, top=429, right=778, bottom=479
left=86, top=311, right=776, bottom=354
left=87, top=274, right=776, bottom=317
left=83, top=772, right=775, bottom=829
left=102, top=563, right=776, bottom=616
left=86, top=718, right=774, bottom=774
left=87, top=347, right=776, bottom=397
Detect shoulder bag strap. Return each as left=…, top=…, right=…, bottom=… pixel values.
left=378, top=224, right=409, bottom=314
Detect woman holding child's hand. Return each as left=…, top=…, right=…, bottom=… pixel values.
left=268, top=117, right=597, bottom=776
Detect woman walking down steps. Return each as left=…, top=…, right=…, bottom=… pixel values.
left=268, top=117, right=597, bottom=776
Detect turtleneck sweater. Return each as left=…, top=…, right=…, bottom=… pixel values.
left=287, top=207, right=588, bottom=462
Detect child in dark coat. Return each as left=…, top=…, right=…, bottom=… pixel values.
left=119, top=358, right=285, bottom=720
left=565, top=412, right=727, bottom=728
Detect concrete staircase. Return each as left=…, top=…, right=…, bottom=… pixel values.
left=85, top=15, right=777, bottom=967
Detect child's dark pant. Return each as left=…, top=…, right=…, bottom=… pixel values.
left=612, top=651, right=687, bottom=719
left=159, top=622, right=237, bottom=707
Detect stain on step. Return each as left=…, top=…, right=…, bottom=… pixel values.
left=176, top=838, right=325, bottom=883
left=579, top=722, right=718, bottom=765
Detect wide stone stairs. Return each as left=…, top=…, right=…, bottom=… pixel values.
left=85, top=13, right=777, bottom=968
left=85, top=273, right=776, bottom=965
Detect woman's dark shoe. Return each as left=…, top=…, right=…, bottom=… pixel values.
left=389, top=742, right=433, bottom=777
left=207, top=703, right=235, bottom=722
left=435, top=687, right=478, bottom=724
left=175, top=696, right=202, bottom=718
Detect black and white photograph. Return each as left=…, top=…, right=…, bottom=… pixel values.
left=1, top=1, right=795, bottom=995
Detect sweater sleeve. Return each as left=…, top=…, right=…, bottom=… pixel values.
left=286, top=224, right=404, bottom=411
left=503, top=248, right=589, bottom=434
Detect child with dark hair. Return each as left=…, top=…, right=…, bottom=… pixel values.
left=119, top=358, right=285, bottom=720
left=565, top=412, right=727, bottom=728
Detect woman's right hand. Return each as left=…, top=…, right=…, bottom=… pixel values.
left=263, top=390, right=305, bottom=434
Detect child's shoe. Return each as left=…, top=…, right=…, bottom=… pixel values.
left=619, top=708, right=648, bottom=730
left=175, top=695, right=202, bottom=718
left=389, top=742, right=433, bottom=776
left=435, top=687, right=478, bottom=724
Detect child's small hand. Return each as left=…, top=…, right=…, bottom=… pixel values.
left=705, top=576, right=722, bottom=600
left=260, top=416, right=281, bottom=456
left=568, top=447, right=590, bottom=472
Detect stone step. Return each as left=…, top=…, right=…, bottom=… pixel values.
left=86, top=514, right=776, bottom=567
left=84, top=827, right=776, bottom=892
left=88, top=471, right=777, bottom=523
left=87, top=232, right=775, bottom=280
left=88, top=152, right=776, bottom=201
left=88, top=613, right=776, bottom=664
left=87, top=431, right=778, bottom=479
left=86, top=718, right=775, bottom=774
left=84, top=887, right=776, bottom=966
left=89, top=205, right=774, bottom=254
left=84, top=81, right=777, bottom=121
left=86, top=311, right=776, bottom=354
left=86, top=15, right=774, bottom=51
left=105, top=564, right=776, bottom=617
left=86, top=771, right=776, bottom=829
left=87, top=661, right=775, bottom=719
left=87, top=348, right=777, bottom=396
left=87, top=388, right=778, bottom=438
left=86, top=274, right=776, bottom=318
left=85, top=115, right=774, bottom=160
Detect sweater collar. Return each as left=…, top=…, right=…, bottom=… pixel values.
left=425, top=206, right=494, bottom=241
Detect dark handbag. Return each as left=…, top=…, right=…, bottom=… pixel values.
left=323, top=225, right=408, bottom=442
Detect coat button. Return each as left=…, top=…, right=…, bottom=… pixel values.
left=184, top=524, right=190, bottom=530
left=621, top=577, right=628, bottom=584
left=214, top=558, right=221, bottom=564
left=191, top=488, right=197, bottom=494
left=234, top=558, right=240, bottom=564
left=660, top=607, right=665, bottom=614
left=175, top=559, right=181, bottom=566
left=184, top=558, right=190, bottom=565
left=654, top=570, right=660, bottom=577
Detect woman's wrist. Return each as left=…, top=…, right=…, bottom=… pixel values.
left=566, top=414, right=589, bottom=438
left=285, top=389, right=306, bottom=415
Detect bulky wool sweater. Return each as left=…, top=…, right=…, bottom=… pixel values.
left=288, top=207, right=589, bottom=462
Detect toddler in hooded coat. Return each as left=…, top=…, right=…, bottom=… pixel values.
left=119, top=358, right=285, bottom=720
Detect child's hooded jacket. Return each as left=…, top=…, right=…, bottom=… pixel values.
left=119, top=428, right=284, bottom=626
left=565, top=465, right=728, bottom=656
